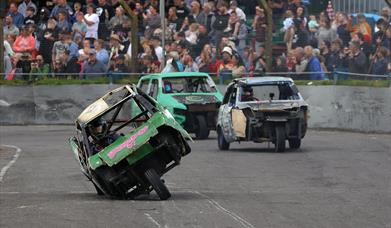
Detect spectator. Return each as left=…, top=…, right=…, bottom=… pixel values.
left=348, top=40, right=368, bottom=74
left=189, top=1, right=206, bottom=26
left=253, top=7, right=267, bottom=55
left=183, top=54, right=199, bottom=72
left=282, top=9, right=295, bottom=52
left=78, top=39, right=92, bottom=62
left=82, top=49, right=107, bottom=78
left=202, top=2, right=214, bottom=33
left=109, top=34, right=126, bottom=64
left=328, top=39, right=349, bottom=72
left=39, top=18, right=59, bottom=64
left=351, top=32, right=371, bottom=58
left=185, top=23, right=199, bottom=45
left=52, top=32, right=69, bottom=65
left=319, top=40, right=331, bottom=71
left=150, top=36, right=164, bottom=65
left=50, top=0, right=73, bottom=21
left=217, top=46, right=234, bottom=80
left=4, top=52, right=13, bottom=79
left=96, top=0, right=114, bottom=40
left=352, top=14, right=372, bottom=43
left=57, top=11, right=71, bottom=32
left=72, top=12, right=87, bottom=41
left=293, top=6, right=309, bottom=48
left=371, top=47, right=389, bottom=75
left=168, top=7, right=181, bottom=32
left=64, top=32, right=79, bottom=59
left=196, top=44, right=214, bottom=73
left=316, top=16, right=337, bottom=49
left=23, top=7, right=37, bottom=25
left=61, top=49, right=81, bottom=76
left=71, top=2, right=83, bottom=24
left=4, top=16, right=20, bottom=37
left=84, top=4, right=100, bottom=41
left=231, top=53, right=246, bottom=78
left=293, top=47, right=308, bottom=73
left=8, top=3, right=24, bottom=28
left=210, top=2, right=230, bottom=47
left=273, top=56, right=289, bottom=72
left=18, top=0, right=37, bottom=18
left=229, top=0, right=246, bottom=21
left=110, top=54, right=130, bottom=78
left=108, top=6, right=129, bottom=31
left=304, top=45, right=325, bottom=80
left=30, top=55, right=50, bottom=80
left=228, top=11, right=248, bottom=55
left=335, top=13, right=351, bottom=47
left=242, top=47, right=255, bottom=73
left=143, top=5, right=161, bottom=39
left=172, top=0, right=190, bottom=24
left=373, top=19, right=388, bottom=47
left=4, top=34, right=16, bottom=56
left=139, top=55, right=154, bottom=73
left=193, top=24, right=210, bottom=57
left=13, top=26, right=36, bottom=57
left=94, top=39, right=109, bottom=66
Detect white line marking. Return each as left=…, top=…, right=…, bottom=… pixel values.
left=0, top=100, right=11, bottom=107
left=144, top=213, right=162, bottom=228
left=0, top=145, right=22, bottom=183
left=191, top=190, right=255, bottom=228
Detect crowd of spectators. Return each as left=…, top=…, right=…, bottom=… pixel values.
left=2, top=0, right=391, bottom=81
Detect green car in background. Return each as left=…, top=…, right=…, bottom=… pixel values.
left=137, top=72, right=223, bottom=139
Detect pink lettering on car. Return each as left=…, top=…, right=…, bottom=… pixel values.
left=107, top=126, right=149, bottom=159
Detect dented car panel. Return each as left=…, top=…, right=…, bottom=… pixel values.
left=217, top=77, right=309, bottom=152
left=69, top=85, right=191, bottom=200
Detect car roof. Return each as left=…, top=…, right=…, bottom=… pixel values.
left=140, top=72, right=211, bottom=80
left=235, top=77, right=294, bottom=85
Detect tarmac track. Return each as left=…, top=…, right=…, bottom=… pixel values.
left=0, top=125, right=390, bottom=228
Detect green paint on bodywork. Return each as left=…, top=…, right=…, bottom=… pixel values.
left=88, top=107, right=191, bottom=170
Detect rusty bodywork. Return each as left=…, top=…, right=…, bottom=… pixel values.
left=217, top=77, right=309, bottom=152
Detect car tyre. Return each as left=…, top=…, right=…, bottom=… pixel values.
left=275, top=126, right=285, bottom=152
left=217, top=127, right=230, bottom=150
left=289, top=139, right=301, bottom=149
left=195, top=115, right=210, bottom=139
left=145, top=168, right=171, bottom=200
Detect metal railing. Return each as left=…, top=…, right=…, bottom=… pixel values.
left=331, top=0, right=388, bottom=14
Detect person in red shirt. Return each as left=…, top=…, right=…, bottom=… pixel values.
left=12, top=25, right=36, bottom=58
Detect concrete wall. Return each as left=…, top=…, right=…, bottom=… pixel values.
left=1, top=85, right=390, bottom=133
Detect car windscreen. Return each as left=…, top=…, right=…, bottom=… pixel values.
left=162, top=76, right=217, bottom=94
left=239, top=83, right=300, bottom=102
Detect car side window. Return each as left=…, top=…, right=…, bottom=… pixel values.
left=222, top=86, right=233, bottom=105
left=229, top=88, right=237, bottom=106
left=139, top=79, right=149, bottom=93
left=150, top=79, right=159, bottom=99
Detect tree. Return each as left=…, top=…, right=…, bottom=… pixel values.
left=119, top=0, right=138, bottom=73
left=259, top=0, right=273, bottom=71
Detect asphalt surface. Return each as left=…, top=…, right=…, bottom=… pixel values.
left=0, top=125, right=390, bottom=228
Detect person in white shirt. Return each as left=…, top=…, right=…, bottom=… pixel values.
left=229, top=1, right=246, bottom=22
left=84, top=4, right=100, bottom=41
left=151, top=36, right=164, bottom=65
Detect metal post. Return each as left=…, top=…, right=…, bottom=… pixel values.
left=160, top=0, right=165, bottom=68
left=0, top=1, right=6, bottom=76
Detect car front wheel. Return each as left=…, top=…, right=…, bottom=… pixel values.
left=217, top=128, right=230, bottom=150
left=145, top=168, right=171, bottom=200
left=275, top=126, right=286, bottom=152
left=195, top=115, right=210, bottom=139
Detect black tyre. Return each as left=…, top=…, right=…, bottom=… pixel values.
left=217, top=128, right=230, bottom=150
left=93, top=182, right=105, bottom=195
left=145, top=168, right=171, bottom=200
left=195, top=115, right=210, bottom=139
left=289, top=139, right=301, bottom=149
left=275, top=126, right=286, bottom=152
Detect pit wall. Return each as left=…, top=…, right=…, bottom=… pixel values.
left=1, top=85, right=390, bottom=133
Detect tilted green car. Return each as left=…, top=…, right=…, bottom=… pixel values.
left=137, top=72, right=223, bottom=139
left=69, top=85, right=191, bottom=200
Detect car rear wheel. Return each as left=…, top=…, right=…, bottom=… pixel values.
left=289, top=139, right=301, bottom=149
left=145, top=168, right=171, bottom=200
left=275, top=126, right=286, bottom=152
left=195, top=115, right=210, bottom=139
left=217, top=128, right=230, bottom=150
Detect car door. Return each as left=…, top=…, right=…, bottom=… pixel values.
left=219, top=85, right=237, bottom=142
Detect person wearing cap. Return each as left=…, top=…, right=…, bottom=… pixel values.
left=82, top=49, right=108, bottom=79
left=348, top=41, right=368, bottom=74
left=109, top=34, right=126, bottom=63
left=229, top=0, right=246, bottom=21
left=217, top=46, right=235, bottom=83
left=84, top=4, right=100, bottom=41
left=23, top=7, right=37, bottom=25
